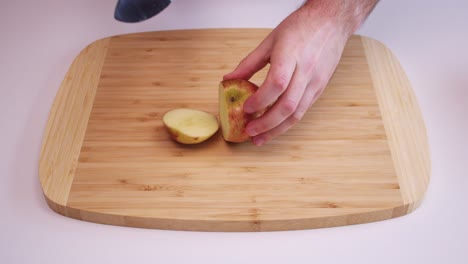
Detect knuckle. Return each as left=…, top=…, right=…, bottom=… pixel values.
left=311, top=86, right=326, bottom=102
left=292, top=107, right=307, bottom=122
left=291, top=113, right=301, bottom=122
left=280, top=99, right=298, bottom=117
left=315, top=74, right=327, bottom=86
left=271, top=74, right=289, bottom=93
left=302, top=58, right=315, bottom=72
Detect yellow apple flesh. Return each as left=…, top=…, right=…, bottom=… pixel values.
left=162, top=108, right=219, bottom=144
left=219, top=79, right=259, bottom=143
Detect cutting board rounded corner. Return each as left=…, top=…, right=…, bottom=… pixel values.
left=360, top=35, right=431, bottom=212
left=38, top=29, right=430, bottom=231
left=39, top=36, right=111, bottom=207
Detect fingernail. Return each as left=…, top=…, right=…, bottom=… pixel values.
left=246, top=127, right=257, bottom=137
left=253, top=137, right=264, bottom=146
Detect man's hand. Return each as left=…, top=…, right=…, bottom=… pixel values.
left=223, top=0, right=378, bottom=146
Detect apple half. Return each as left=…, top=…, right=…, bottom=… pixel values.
left=162, top=108, right=219, bottom=144
left=219, top=79, right=259, bottom=143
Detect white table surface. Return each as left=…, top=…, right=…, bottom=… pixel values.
left=1, top=0, right=467, bottom=263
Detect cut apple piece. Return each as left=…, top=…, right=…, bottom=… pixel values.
left=162, top=108, right=219, bottom=144
left=219, top=79, right=259, bottom=143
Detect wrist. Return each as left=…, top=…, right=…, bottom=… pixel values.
left=300, top=0, right=377, bottom=38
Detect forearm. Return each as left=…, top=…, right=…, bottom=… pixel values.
left=301, top=0, right=379, bottom=37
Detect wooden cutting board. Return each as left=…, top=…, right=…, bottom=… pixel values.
left=39, top=29, right=430, bottom=231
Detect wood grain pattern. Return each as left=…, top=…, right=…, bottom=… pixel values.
left=362, top=38, right=431, bottom=212
left=39, top=29, right=430, bottom=231
left=39, top=38, right=110, bottom=205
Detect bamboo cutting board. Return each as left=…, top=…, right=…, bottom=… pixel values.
left=39, top=29, right=430, bottom=231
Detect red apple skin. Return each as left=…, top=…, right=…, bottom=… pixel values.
left=219, top=79, right=259, bottom=143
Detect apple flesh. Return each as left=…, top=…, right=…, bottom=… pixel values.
left=219, top=79, right=259, bottom=143
left=162, top=108, right=219, bottom=144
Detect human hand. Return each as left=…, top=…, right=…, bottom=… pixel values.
left=224, top=1, right=376, bottom=146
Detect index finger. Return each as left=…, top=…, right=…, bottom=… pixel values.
left=243, top=52, right=296, bottom=114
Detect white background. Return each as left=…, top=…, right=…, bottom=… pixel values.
left=1, top=0, right=467, bottom=263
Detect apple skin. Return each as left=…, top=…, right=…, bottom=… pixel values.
left=219, top=79, right=259, bottom=143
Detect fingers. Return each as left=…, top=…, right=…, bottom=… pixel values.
left=223, top=37, right=272, bottom=81
left=245, top=65, right=307, bottom=137
left=242, top=52, right=296, bottom=114
left=309, top=81, right=326, bottom=106
left=251, top=79, right=320, bottom=146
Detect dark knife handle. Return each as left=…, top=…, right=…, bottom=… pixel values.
left=114, top=0, right=171, bottom=23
